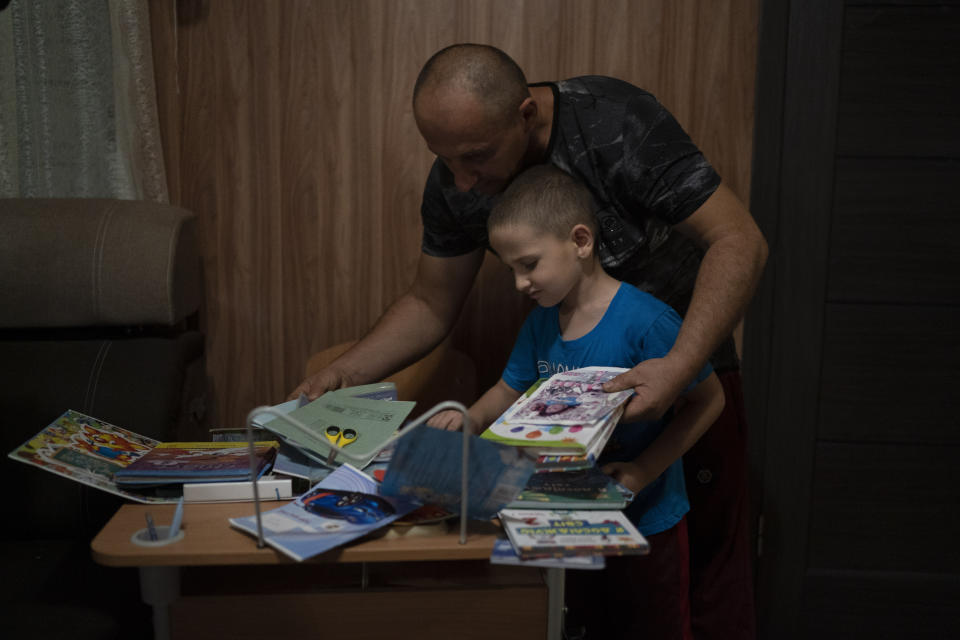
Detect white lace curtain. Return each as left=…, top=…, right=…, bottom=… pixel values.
left=0, top=0, right=167, bottom=201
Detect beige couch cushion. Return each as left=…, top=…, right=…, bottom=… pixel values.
left=0, top=198, right=201, bottom=328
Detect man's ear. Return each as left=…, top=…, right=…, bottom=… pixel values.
left=518, top=97, right=538, bottom=131
left=570, top=224, right=594, bottom=258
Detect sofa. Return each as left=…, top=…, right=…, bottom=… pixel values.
left=0, top=198, right=209, bottom=637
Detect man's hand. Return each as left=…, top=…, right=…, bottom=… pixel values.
left=602, top=356, right=693, bottom=422
left=426, top=409, right=464, bottom=431
left=287, top=367, right=352, bottom=401
left=601, top=460, right=654, bottom=495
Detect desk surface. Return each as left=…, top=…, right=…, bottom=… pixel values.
left=91, top=501, right=502, bottom=567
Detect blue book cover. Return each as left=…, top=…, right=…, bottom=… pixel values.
left=229, top=464, right=419, bottom=562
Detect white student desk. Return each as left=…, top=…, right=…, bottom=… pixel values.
left=92, top=501, right=564, bottom=640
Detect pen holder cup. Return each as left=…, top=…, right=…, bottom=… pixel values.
left=131, top=525, right=185, bottom=547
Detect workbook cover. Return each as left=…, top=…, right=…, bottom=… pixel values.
left=229, top=463, right=419, bottom=562
left=261, top=393, right=415, bottom=469
left=480, top=378, right=625, bottom=456
left=498, top=508, right=649, bottom=560
left=7, top=409, right=176, bottom=503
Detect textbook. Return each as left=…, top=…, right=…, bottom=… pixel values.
left=505, top=466, right=630, bottom=510
left=113, top=441, right=278, bottom=486
left=480, top=370, right=628, bottom=456
left=498, top=508, right=650, bottom=560
left=229, top=463, right=419, bottom=562
left=7, top=409, right=175, bottom=503
left=260, top=390, right=414, bottom=470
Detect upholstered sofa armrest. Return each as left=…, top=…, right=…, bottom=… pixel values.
left=0, top=198, right=201, bottom=328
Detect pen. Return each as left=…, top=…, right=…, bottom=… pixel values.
left=169, top=497, right=185, bottom=539
left=145, top=512, right=159, bottom=541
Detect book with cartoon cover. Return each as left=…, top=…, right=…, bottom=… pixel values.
left=7, top=409, right=175, bottom=503
left=480, top=374, right=626, bottom=455
left=503, top=367, right=632, bottom=426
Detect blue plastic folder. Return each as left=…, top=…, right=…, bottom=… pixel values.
left=381, top=426, right=535, bottom=520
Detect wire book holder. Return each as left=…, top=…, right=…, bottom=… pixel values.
left=244, top=401, right=473, bottom=547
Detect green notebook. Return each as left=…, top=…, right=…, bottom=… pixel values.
left=263, top=393, right=415, bottom=469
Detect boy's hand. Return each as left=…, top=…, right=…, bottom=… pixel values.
left=601, top=460, right=654, bottom=494
left=602, top=356, right=692, bottom=422
left=426, top=409, right=464, bottom=431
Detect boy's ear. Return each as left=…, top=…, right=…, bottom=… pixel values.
left=570, top=224, right=594, bottom=258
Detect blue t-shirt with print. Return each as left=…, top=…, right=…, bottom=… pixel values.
left=501, top=282, right=712, bottom=535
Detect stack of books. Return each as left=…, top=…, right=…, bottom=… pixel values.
left=480, top=367, right=631, bottom=472
left=479, top=367, right=648, bottom=568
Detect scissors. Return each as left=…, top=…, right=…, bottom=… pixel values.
left=324, top=425, right=357, bottom=465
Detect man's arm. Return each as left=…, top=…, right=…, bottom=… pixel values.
left=604, top=183, right=768, bottom=421
left=603, top=371, right=725, bottom=493
left=289, top=248, right=485, bottom=399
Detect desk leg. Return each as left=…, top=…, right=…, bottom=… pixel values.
left=545, top=567, right=565, bottom=640
left=139, top=566, right=180, bottom=640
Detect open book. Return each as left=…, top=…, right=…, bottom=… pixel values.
left=8, top=410, right=174, bottom=503
left=229, top=464, right=419, bottom=562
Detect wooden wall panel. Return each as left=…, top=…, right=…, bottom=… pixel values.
left=150, top=0, right=759, bottom=429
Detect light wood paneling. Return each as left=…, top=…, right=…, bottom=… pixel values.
left=150, top=0, right=759, bottom=428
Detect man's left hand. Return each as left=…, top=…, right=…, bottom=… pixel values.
left=602, top=356, right=691, bottom=422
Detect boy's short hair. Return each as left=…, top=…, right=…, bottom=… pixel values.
left=489, top=165, right=598, bottom=239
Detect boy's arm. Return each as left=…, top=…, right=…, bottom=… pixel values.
left=426, top=379, right=522, bottom=434
left=602, top=371, right=725, bottom=494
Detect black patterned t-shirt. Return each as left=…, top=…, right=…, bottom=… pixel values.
left=420, top=76, right=737, bottom=369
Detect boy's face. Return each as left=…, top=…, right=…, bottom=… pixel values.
left=489, top=222, right=585, bottom=308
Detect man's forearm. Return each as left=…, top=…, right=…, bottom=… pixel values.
left=671, top=194, right=768, bottom=380
left=673, top=232, right=766, bottom=375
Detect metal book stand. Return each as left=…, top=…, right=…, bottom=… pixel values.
left=244, top=401, right=473, bottom=547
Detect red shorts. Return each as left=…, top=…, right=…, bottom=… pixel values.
left=683, top=369, right=756, bottom=639
left=565, top=517, right=693, bottom=640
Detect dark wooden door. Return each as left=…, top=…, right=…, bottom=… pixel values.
left=743, top=1, right=960, bottom=637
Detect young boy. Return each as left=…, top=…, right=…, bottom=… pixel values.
left=428, top=164, right=725, bottom=639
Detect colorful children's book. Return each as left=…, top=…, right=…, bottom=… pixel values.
left=498, top=508, right=650, bottom=560
left=506, top=466, right=630, bottom=510
left=7, top=409, right=175, bottom=503
left=503, top=367, right=632, bottom=426
left=480, top=377, right=625, bottom=456
left=229, top=463, right=420, bottom=562
left=113, top=441, right=278, bottom=486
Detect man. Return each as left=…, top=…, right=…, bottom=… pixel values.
left=292, top=44, right=766, bottom=639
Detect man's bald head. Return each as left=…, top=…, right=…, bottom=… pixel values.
left=413, top=44, right=530, bottom=123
